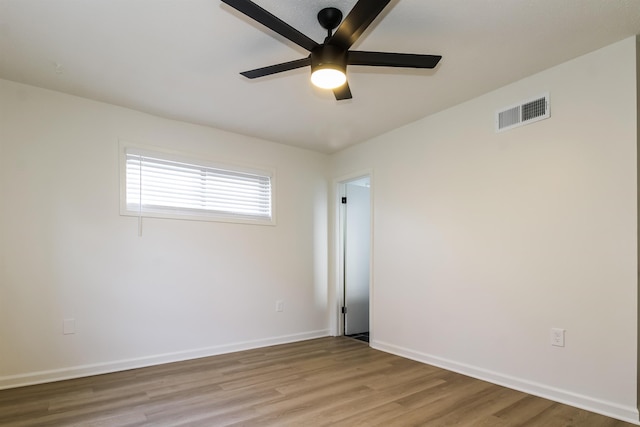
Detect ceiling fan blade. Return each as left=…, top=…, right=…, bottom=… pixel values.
left=240, top=57, right=311, bottom=79
left=328, top=0, right=391, bottom=50
left=333, top=82, right=352, bottom=100
left=348, top=51, right=442, bottom=68
left=221, top=0, right=318, bottom=52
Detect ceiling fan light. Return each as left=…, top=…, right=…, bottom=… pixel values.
left=311, top=67, right=347, bottom=89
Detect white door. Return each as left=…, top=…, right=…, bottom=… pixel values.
left=344, top=181, right=370, bottom=335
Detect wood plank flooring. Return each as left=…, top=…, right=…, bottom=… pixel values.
left=0, top=337, right=635, bottom=426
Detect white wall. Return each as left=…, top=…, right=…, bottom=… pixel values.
left=637, top=35, right=640, bottom=414
left=0, top=79, right=330, bottom=388
left=331, top=37, right=638, bottom=423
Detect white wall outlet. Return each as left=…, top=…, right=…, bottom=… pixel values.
left=275, top=300, right=284, bottom=312
left=63, top=318, right=76, bottom=335
left=550, top=328, right=565, bottom=347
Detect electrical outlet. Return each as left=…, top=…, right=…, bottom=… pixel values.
left=276, top=300, right=284, bottom=312
left=550, top=328, right=565, bottom=347
left=63, top=318, right=76, bottom=335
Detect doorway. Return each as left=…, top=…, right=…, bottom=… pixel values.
left=340, top=176, right=371, bottom=343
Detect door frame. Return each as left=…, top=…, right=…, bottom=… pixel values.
left=332, top=170, right=374, bottom=339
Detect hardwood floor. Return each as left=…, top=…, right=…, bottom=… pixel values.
left=0, top=337, right=635, bottom=426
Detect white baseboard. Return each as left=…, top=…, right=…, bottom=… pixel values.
left=0, top=329, right=330, bottom=391
left=371, top=339, right=639, bottom=426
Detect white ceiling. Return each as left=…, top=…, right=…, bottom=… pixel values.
left=1, top=0, right=639, bottom=153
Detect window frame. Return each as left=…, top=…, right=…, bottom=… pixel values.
left=119, top=142, right=276, bottom=226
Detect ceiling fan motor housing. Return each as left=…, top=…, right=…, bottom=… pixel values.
left=311, top=44, right=347, bottom=75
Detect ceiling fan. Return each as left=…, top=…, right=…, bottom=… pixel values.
left=220, top=0, right=442, bottom=100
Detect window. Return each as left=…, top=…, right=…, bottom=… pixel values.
left=121, top=146, right=274, bottom=225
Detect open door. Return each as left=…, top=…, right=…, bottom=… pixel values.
left=342, top=178, right=371, bottom=338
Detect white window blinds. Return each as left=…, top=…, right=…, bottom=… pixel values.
left=124, top=150, right=272, bottom=223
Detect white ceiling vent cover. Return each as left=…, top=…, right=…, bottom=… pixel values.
left=496, top=93, right=550, bottom=132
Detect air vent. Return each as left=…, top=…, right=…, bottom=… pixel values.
left=496, top=93, right=549, bottom=132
